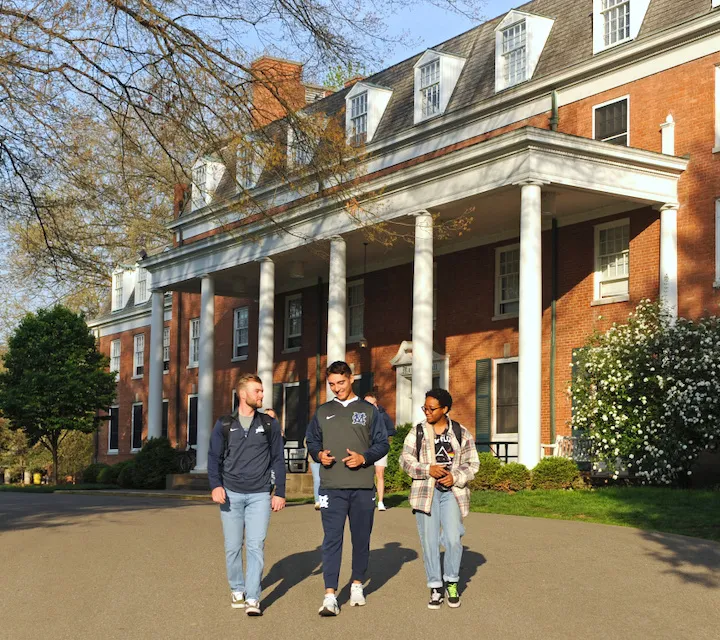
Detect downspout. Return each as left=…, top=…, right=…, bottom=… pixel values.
left=316, top=276, right=323, bottom=410
left=550, top=218, right=558, bottom=442
left=550, top=90, right=560, bottom=132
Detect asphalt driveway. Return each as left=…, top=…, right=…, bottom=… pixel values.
left=1, top=492, right=718, bottom=639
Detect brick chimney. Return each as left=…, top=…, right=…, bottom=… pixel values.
left=173, top=183, right=190, bottom=218
left=251, top=57, right=306, bottom=127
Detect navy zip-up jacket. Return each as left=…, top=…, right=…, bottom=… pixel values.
left=377, top=404, right=396, bottom=437
left=207, top=411, right=286, bottom=498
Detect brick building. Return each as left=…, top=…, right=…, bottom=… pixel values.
left=89, top=0, right=720, bottom=473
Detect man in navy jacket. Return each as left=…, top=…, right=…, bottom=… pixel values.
left=208, top=373, right=286, bottom=617
left=306, top=361, right=389, bottom=616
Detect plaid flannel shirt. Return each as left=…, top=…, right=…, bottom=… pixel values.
left=399, top=419, right=480, bottom=517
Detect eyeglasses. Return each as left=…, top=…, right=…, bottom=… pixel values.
left=421, top=405, right=442, bottom=414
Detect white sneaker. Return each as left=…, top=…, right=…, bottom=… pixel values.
left=231, top=591, right=245, bottom=609
left=350, top=583, right=366, bottom=606
left=377, top=501, right=387, bottom=511
left=319, top=594, right=340, bottom=616
left=245, top=599, right=262, bottom=616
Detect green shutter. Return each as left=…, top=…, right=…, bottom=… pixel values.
left=475, top=359, right=492, bottom=451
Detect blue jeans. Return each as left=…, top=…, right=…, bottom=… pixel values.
left=219, top=489, right=271, bottom=601
left=310, top=461, right=321, bottom=503
left=415, top=489, right=465, bottom=588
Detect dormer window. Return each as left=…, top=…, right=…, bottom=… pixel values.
left=350, top=92, right=368, bottom=145
left=420, top=60, right=441, bottom=118
left=288, top=127, right=314, bottom=167
left=502, top=21, right=527, bottom=86
left=592, top=0, right=650, bottom=54
left=135, top=268, right=148, bottom=305
left=190, top=154, right=225, bottom=211
left=191, top=163, right=207, bottom=210
left=345, top=83, right=391, bottom=145
left=237, top=145, right=254, bottom=189
left=413, top=51, right=465, bottom=124
left=112, top=273, right=123, bottom=311
left=495, top=10, right=553, bottom=93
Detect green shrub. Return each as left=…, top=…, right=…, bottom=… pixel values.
left=131, top=437, right=178, bottom=489
left=117, top=461, right=136, bottom=488
left=531, top=457, right=581, bottom=490
left=96, top=466, right=113, bottom=484
left=385, top=423, right=413, bottom=493
left=469, top=452, right=502, bottom=491
left=108, top=460, right=133, bottom=484
left=82, top=463, right=110, bottom=484
left=493, top=462, right=531, bottom=492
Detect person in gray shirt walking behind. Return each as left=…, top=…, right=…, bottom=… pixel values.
left=306, top=361, right=389, bottom=616
left=208, top=373, right=286, bottom=617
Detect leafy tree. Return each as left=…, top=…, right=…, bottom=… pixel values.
left=0, top=306, right=117, bottom=484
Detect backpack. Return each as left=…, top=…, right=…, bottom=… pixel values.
left=220, top=411, right=274, bottom=462
left=416, top=420, right=462, bottom=461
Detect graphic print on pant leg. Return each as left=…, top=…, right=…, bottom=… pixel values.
left=318, top=494, right=329, bottom=509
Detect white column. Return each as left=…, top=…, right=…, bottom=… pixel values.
left=147, top=289, right=164, bottom=440
left=660, top=204, right=678, bottom=321
left=518, top=182, right=543, bottom=468
left=411, top=211, right=434, bottom=426
left=193, top=275, right=214, bottom=473
left=326, top=237, right=347, bottom=398
left=257, top=258, right=275, bottom=393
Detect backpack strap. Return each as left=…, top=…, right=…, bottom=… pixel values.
left=259, top=412, right=274, bottom=450
left=415, top=423, right=425, bottom=461
left=450, top=419, right=463, bottom=448
left=219, top=411, right=237, bottom=463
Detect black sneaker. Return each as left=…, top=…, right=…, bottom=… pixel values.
left=446, top=582, right=461, bottom=608
left=428, top=587, right=443, bottom=610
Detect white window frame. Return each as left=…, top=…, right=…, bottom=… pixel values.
left=592, top=0, right=650, bottom=55
left=714, top=66, right=720, bottom=154
left=131, top=402, right=143, bottom=453
left=492, top=357, right=519, bottom=443
left=232, top=306, right=250, bottom=361
left=188, top=318, right=200, bottom=368
left=284, top=294, right=302, bottom=352
left=419, top=59, right=441, bottom=119
left=601, top=0, right=631, bottom=48
left=494, top=244, right=520, bottom=320
left=237, top=143, right=255, bottom=189
left=714, top=199, right=720, bottom=288
left=110, top=339, right=121, bottom=381
left=108, top=405, right=120, bottom=455
left=133, top=333, right=145, bottom=379
left=135, top=268, right=148, bottom=305
left=345, top=82, right=392, bottom=144
left=593, top=218, right=630, bottom=304
left=187, top=394, right=198, bottom=450
left=347, top=280, right=365, bottom=342
left=191, top=162, right=208, bottom=210
left=349, top=92, right=368, bottom=145
left=112, top=274, right=123, bottom=311
left=162, top=326, right=170, bottom=373
left=501, top=20, right=527, bottom=88
left=592, top=95, right=630, bottom=146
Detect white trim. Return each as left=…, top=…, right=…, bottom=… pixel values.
left=108, top=405, right=120, bottom=454
left=284, top=294, right=302, bottom=351
left=281, top=381, right=300, bottom=438
left=592, top=94, right=630, bottom=145
left=714, top=66, right=720, bottom=154
left=345, top=82, right=393, bottom=144
left=110, top=339, right=121, bottom=381
left=232, top=306, right=250, bottom=360
left=131, top=402, right=143, bottom=452
left=594, top=218, right=630, bottom=303
left=715, top=199, right=720, bottom=288
left=187, top=393, right=198, bottom=449
left=492, top=357, right=519, bottom=442
left=413, top=50, right=467, bottom=124
left=494, top=243, right=521, bottom=319
left=592, top=0, right=651, bottom=55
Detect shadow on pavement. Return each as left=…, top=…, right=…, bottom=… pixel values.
left=261, top=545, right=323, bottom=610
left=639, top=530, right=720, bottom=589
left=337, top=541, right=419, bottom=605
left=0, top=492, right=199, bottom=532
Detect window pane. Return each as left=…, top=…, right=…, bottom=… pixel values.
left=595, top=99, right=628, bottom=142
left=597, top=223, right=630, bottom=298
left=497, top=247, right=520, bottom=314
left=188, top=397, right=198, bottom=447
left=496, top=362, right=519, bottom=435
left=162, top=402, right=169, bottom=440
left=132, top=404, right=143, bottom=450
left=109, top=407, right=119, bottom=451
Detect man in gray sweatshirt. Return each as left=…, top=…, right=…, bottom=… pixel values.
left=305, top=361, right=389, bottom=616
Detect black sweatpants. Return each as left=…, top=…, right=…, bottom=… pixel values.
left=319, top=488, right=376, bottom=590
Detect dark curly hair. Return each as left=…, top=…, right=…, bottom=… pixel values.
left=425, top=388, right=452, bottom=411
left=326, top=360, right=352, bottom=377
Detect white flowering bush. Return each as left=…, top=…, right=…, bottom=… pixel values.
left=571, top=300, right=720, bottom=485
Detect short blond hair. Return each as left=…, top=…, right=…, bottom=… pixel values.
left=238, top=373, right=262, bottom=391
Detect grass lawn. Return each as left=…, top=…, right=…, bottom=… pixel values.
left=385, top=487, right=720, bottom=542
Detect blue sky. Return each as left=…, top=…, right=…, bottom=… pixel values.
left=380, top=0, right=519, bottom=67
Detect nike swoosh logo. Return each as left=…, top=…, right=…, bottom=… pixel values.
left=230, top=428, right=239, bottom=432
left=326, top=415, right=335, bottom=420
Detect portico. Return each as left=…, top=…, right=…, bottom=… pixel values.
left=141, top=127, right=687, bottom=469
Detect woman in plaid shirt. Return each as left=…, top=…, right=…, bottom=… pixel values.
left=400, top=388, right=479, bottom=609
